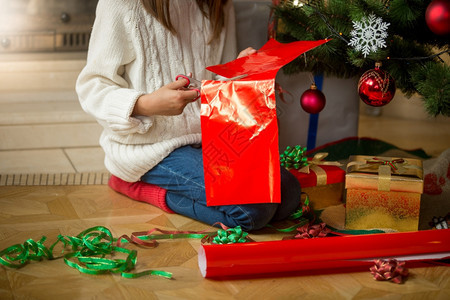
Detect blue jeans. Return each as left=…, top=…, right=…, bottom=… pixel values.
left=141, top=145, right=301, bottom=231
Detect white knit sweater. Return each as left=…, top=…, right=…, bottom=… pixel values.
left=76, top=0, right=237, bottom=182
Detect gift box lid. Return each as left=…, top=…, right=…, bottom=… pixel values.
left=345, top=155, right=423, bottom=193
left=289, top=165, right=345, bottom=188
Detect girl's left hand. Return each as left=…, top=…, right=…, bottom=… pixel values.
left=237, top=47, right=257, bottom=59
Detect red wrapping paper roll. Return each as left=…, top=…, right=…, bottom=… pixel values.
left=198, top=229, right=450, bottom=278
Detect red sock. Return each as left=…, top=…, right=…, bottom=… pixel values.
left=108, top=175, right=174, bottom=213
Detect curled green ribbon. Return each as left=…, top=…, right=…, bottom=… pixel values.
left=280, top=145, right=308, bottom=170
left=0, top=226, right=172, bottom=279
left=289, top=193, right=310, bottom=220
left=266, top=193, right=313, bottom=233
left=1, top=224, right=253, bottom=279
left=119, top=223, right=253, bottom=246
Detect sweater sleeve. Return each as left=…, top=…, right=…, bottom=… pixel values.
left=76, top=0, right=151, bottom=135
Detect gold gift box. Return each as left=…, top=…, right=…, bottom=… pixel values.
left=345, top=155, right=423, bottom=232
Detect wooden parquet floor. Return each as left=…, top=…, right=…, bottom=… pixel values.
left=0, top=185, right=449, bottom=300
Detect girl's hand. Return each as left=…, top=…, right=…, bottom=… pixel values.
left=133, top=79, right=199, bottom=116
left=237, top=47, right=257, bottom=59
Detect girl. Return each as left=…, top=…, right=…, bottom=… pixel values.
left=76, top=0, right=301, bottom=231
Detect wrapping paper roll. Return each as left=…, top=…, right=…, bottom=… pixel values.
left=198, top=229, right=450, bottom=278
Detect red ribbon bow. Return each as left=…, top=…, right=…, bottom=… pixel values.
left=294, top=223, right=331, bottom=239
left=370, top=259, right=409, bottom=284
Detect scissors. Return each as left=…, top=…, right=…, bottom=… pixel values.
left=175, top=74, right=202, bottom=97
left=175, top=73, right=248, bottom=101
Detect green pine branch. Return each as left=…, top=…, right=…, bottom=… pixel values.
left=273, top=0, right=450, bottom=117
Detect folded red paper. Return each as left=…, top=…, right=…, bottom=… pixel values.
left=201, top=39, right=328, bottom=206
left=206, top=38, right=329, bottom=81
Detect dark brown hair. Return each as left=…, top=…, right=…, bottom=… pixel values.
left=141, top=0, right=228, bottom=43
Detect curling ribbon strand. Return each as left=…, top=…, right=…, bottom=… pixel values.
left=267, top=193, right=313, bottom=233
left=118, top=223, right=253, bottom=246
left=289, top=193, right=311, bottom=220
left=0, top=226, right=172, bottom=279
left=326, top=225, right=385, bottom=235
left=117, top=228, right=212, bottom=248
left=275, top=82, right=293, bottom=103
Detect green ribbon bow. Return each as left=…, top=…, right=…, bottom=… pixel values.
left=280, top=145, right=308, bottom=170
left=212, top=226, right=250, bottom=244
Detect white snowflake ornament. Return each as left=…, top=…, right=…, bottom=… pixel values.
left=348, top=14, right=390, bottom=58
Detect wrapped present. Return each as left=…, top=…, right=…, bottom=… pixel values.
left=283, top=148, right=345, bottom=210
left=345, top=155, right=424, bottom=232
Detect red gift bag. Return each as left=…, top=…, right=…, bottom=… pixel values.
left=201, top=39, right=328, bottom=206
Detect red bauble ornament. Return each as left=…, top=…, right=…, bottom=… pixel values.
left=358, top=62, right=396, bottom=107
left=426, top=0, right=450, bottom=35
left=300, top=84, right=326, bottom=114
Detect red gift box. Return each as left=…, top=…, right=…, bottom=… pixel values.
left=288, top=153, right=345, bottom=209
left=289, top=164, right=345, bottom=188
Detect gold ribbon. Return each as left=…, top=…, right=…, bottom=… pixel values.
left=347, top=157, right=419, bottom=175
left=299, top=153, right=342, bottom=186
left=377, top=165, right=391, bottom=191
left=347, top=157, right=422, bottom=192
left=366, top=158, right=406, bottom=174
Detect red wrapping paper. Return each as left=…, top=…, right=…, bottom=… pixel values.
left=201, top=79, right=279, bottom=205
left=198, top=229, right=450, bottom=278
left=201, top=39, right=328, bottom=206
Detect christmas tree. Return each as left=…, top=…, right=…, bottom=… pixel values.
left=271, top=0, right=449, bottom=116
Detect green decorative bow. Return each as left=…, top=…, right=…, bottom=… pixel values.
left=212, top=226, right=250, bottom=244
left=280, top=145, right=308, bottom=169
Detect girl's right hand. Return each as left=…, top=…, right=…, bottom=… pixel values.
left=132, top=79, right=200, bottom=117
